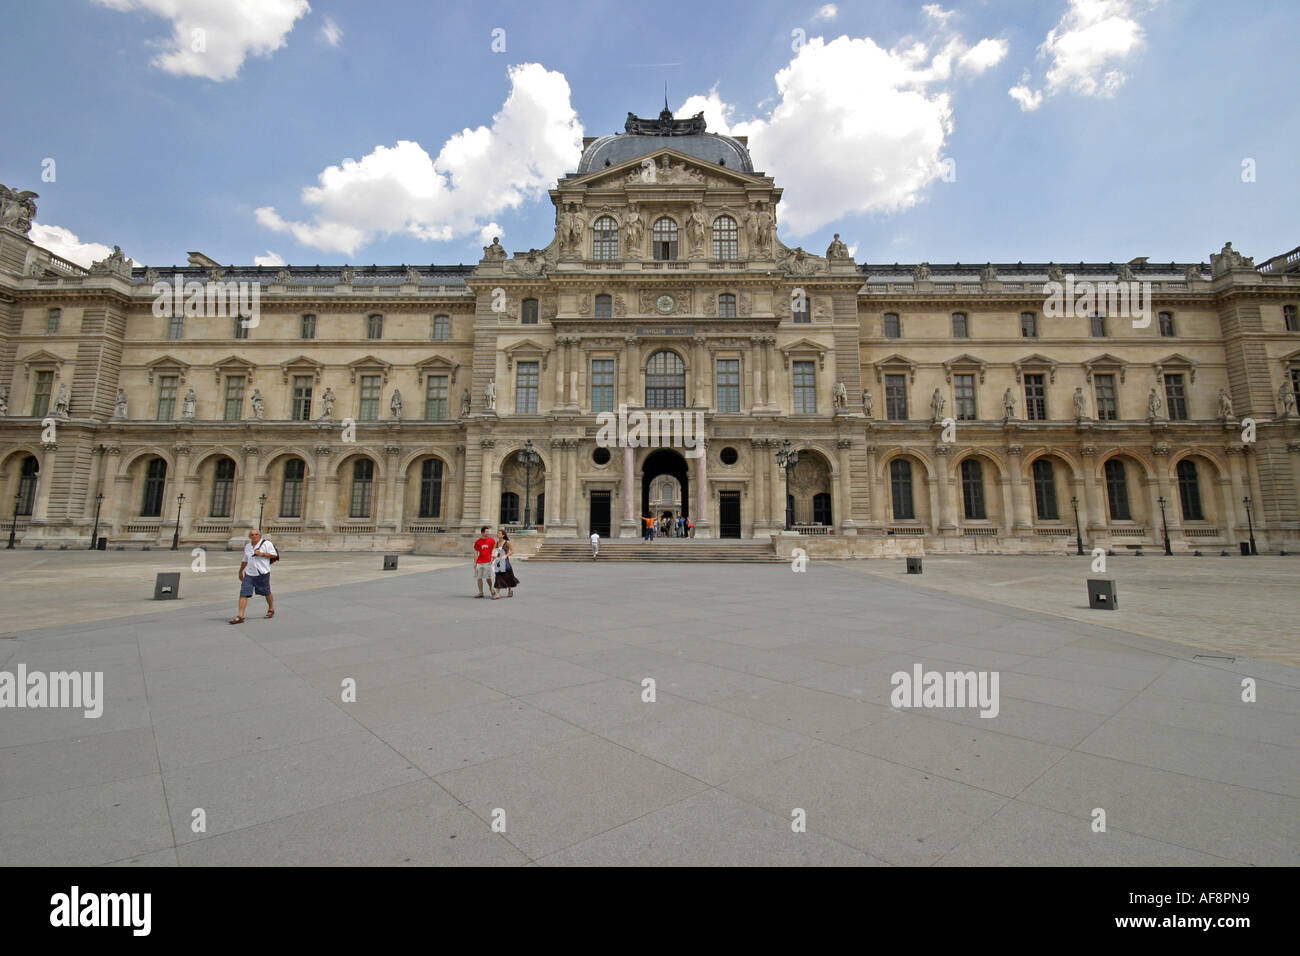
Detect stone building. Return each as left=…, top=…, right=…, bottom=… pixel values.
left=1, top=112, right=1298, bottom=554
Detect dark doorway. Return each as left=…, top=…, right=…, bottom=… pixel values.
left=719, top=490, right=741, bottom=538
left=589, top=490, right=611, bottom=537
left=812, top=492, right=832, bottom=526
left=641, top=448, right=688, bottom=523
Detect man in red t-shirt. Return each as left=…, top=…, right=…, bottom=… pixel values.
left=472, top=526, right=498, bottom=599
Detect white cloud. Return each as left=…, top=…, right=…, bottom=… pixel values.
left=254, top=250, right=285, bottom=266
left=1010, top=0, right=1158, bottom=110
left=94, top=0, right=310, bottom=81
left=29, top=223, right=141, bottom=269
left=922, top=4, right=955, bottom=26
left=257, top=63, right=582, bottom=256
left=687, top=13, right=1006, bottom=237
left=478, top=222, right=503, bottom=247
left=319, top=14, right=342, bottom=47
left=813, top=4, right=838, bottom=22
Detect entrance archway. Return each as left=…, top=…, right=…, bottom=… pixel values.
left=641, top=448, right=689, bottom=524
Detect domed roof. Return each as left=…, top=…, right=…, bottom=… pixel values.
left=576, top=108, right=754, bottom=175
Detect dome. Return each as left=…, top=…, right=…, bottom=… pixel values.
left=576, top=108, right=754, bottom=175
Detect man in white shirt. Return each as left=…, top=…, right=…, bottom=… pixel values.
left=590, top=531, right=600, bottom=560
left=230, top=528, right=277, bottom=623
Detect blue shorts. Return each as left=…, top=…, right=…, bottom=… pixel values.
left=240, top=572, right=271, bottom=597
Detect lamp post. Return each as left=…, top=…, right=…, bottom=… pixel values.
left=6, top=492, right=19, bottom=550
left=170, top=492, right=185, bottom=551
left=258, top=493, right=267, bottom=530
left=1243, top=495, right=1257, bottom=555
left=520, top=439, right=539, bottom=529
left=89, top=492, right=104, bottom=550
left=1070, top=495, right=1084, bottom=556
left=1157, top=495, right=1172, bottom=555
left=775, top=440, right=799, bottom=531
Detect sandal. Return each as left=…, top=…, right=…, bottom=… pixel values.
left=228, top=617, right=245, bottom=625
left=264, top=610, right=275, bottom=619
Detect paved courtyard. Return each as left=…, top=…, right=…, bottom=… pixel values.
left=0, top=550, right=1296, bottom=866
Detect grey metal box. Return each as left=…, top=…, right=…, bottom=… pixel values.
left=1087, top=578, right=1117, bottom=610
left=154, top=572, right=181, bottom=600
left=906, top=557, right=922, bottom=574
left=383, top=554, right=399, bottom=571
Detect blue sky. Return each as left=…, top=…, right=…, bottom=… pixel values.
left=2, top=0, right=1296, bottom=270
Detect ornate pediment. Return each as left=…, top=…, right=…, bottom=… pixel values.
left=1152, top=352, right=1199, bottom=383
left=580, top=149, right=762, bottom=191
left=143, top=354, right=188, bottom=384
left=21, top=349, right=68, bottom=380
left=345, top=355, right=391, bottom=384
left=872, top=354, right=918, bottom=384
left=415, top=354, right=461, bottom=385
left=942, top=353, right=988, bottom=384
left=502, top=338, right=551, bottom=371
left=212, top=354, right=256, bottom=384
left=1012, top=353, right=1059, bottom=384
left=280, top=355, right=325, bottom=384
left=1083, top=353, right=1130, bottom=383
left=779, top=337, right=829, bottom=370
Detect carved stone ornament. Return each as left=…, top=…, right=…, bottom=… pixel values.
left=0, top=184, right=38, bottom=234
left=274, top=268, right=291, bottom=284
left=339, top=265, right=355, bottom=283
left=482, top=237, right=507, bottom=262
left=1210, top=241, right=1255, bottom=276
left=913, top=262, right=932, bottom=281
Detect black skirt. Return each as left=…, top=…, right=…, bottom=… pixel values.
left=494, top=562, right=519, bottom=588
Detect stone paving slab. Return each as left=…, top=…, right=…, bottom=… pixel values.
left=0, top=553, right=1296, bottom=866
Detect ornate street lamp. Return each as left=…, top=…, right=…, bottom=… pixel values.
left=520, top=439, right=539, bottom=529
left=258, top=493, right=267, bottom=530
left=89, top=492, right=104, bottom=550
left=1071, top=495, right=1083, bottom=556
left=6, top=492, right=19, bottom=550
left=776, top=440, right=799, bottom=531
left=171, top=492, right=185, bottom=551
left=1157, top=495, right=1172, bottom=555
left=1243, top=495, right=1257, bottom=555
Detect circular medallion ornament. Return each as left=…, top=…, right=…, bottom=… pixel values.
left=655, top=294, right=675, bottom=315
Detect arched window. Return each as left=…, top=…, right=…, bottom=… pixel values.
left=812, top=492, right=832, bottom=526
left=350, top=459, right=374, bottom=518
left=1032, top=459, right=1059, bottom=521
left=16, top=456, right=38, bottom=516
left=419, top=458, right=443, bottom=519
left=718, top=293, right=737, bottom=318
left=1177, top=459, right=1203, bottom=521
left=500, top=492, right=520, bottom=524
left=210, top=458, right=236, bottom=518
left=890, top=459, right=914, bottom=520
left=645, top=351, right=686, bottom=408
left=652, top=217, right=678, bottom=260
left=593, top=215, right=619, bottom=260
left=1104, top=459, right=1131, bottom=521
left=142, top=458, right=167, bottom=517
left=595, top=294, right=612, bottom=318
left=712, top=215, right=738, bottom=260
left=280, top=459, right=305, bottom=518
left=961, top=459, right=986, bottom=519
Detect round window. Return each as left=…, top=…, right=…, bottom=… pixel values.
left=592, top=447, right=611, bottom=465
left=720, top=446, right=739, bottom=466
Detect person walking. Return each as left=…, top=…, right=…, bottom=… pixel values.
left=590, top=530, right=600, bottom=560
left=473, top=526, right=498, bottom=599
left=494, top=528, right=520, bottom=597
left=229, top=528, right=277, bottom=624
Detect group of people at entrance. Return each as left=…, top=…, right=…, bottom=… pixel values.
left=472, top=527, right=519, bottom=599
left=642, top=514, right=693, bottom=541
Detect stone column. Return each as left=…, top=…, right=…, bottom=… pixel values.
left=622, top=443, right=635, bottom=530
left=624, top=335, right=639, bottom=406
left=694, top=442, right=711, bottom=537
left=30, top=441, right=59, bottom=523
left=100, top=446, right=122, bottom=537
left=771, top=441, right=786, bottom=528
left=177, top=443, right=198, bottom=539
left=311, top=446, right=334, bottom=531
left=236, top=443, right=261, bottom=529
left=1152, top=444, right=1174, bottom=544
left=1006, top=445, right=1032, bottom=531
left=479, top=439, right=496, bottom=524
left=765, top=339, right=779, bottom=412
left=382, top=443, right=403, bottom=531
left=999, top=476, right=1016, bottom=539
left=836, top=438, right=856, bottom=534
left=449, top=444, right=465, bottom=527
left=693, top=335, right=708, bottom=408
left=866, top=444, right=884, bottom=528
left=1080, top=445, right=1103, bottom=532
left=553, top=336, right=567, bottom=410
left=750, top=337, right=764, bottom=407
left=934, top=445, right=957, bottom=532
left=750, top=438, right=768, bottom=530
left=567, top=439, right=581, bottom=533
left=1225, top=444, right=1247, bottom=543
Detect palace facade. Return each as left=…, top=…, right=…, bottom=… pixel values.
left=2, top=110, right=1299, bottom=554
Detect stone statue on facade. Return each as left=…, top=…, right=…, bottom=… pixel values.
left=930, top=388, right=945, bottom=422
left=339, top=265, right=355, bottom=284
left=460, top=389, right=471, bottom=417
left=913, top=262, right=932, bottom=281
left=826, top=234, right=850, bottom=259
left=623, top=204, right=644, bottom=257
left=0, top=385, right=9, bottom=416
left=390, top=389, right=403, bottom=421
left=274, top=267, right=291, bottom=284
left=862, top=388, right=873, bottom=418
left=250, top=389, right=265, bottom=420
left=1003, top=387, right=1016, bottom=418
left=114, top=389, right=128, bottom=419
left=1147, top=387, right=1163, bottom=420
left=53, top=383, right=70, bottom=418
left=1183, top=265, right=1202, bottom=283
left=320, top=387, right=336, bottom=419
left=980, top=263, right=998, bottom=282
left=182, top=388, right=196, bottom=419
left=485, top=379, right=497, bottom=412
left=90, top=245, right=132, bottom=277
left=1217, top=388, right=1234, bottom=420
left=832, top=381, right=848, bottom=408
left=755, top=203, right=775, bottom=255
left=0, top=185, right=38, bottom=234
left=1210, top=241, right=1255, bottom=276
left=405, top=266, right=420, bottom=285
left=1047, top=263, right=1065, bottom=283
left=1117, top=263, right=1135, bottom=282
left=482, top=237, right=507, bottom=262
left=1279, top=382, right=1297, bottom=418
left=687, top=203, right=707, bottom=258
left=1073, top=386, right=1088, bottom=420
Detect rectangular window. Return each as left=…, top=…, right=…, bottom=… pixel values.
left=425, top=375, right=448, bottom=420
left=1164, top=374, right=1188, bottom=421
left=156, top=375, right=178, bottom=421
left=1090, top=314, right=1107, bottom=337
left=1291, top=368, right=1300, bottom=406
left=432, top=314, right=450, bottom=340
left=301, top=313, right=316, bottom=339
left=1032, top=459, right=1059, bottom=521
left=358, top=375, right=381, bottom=421
left=1024, top=374, right=1047, bottom=421
left=168, top=315, right=184, bottom=340
left=292, top=375, right=313, bottom=421
left=1284, top=305, right=1298, bottom=332
left=793, top=361, right=816, bottom=414
left=954, top=373, right=977, bottom=420
left=885, top=374, right=907, bottom=420
left=793, top=295, right=811, bottom=324
left=350, top=460, right=374, bottom=518
left=1105, top=459, right=1132, bottom=521
left=233, top=316, right=249, bottom=340
left=1020, top=312, right=1038, bottom=338
left=883, top=313, right=901, bottom=338
left=366, top=314, right=383, bottom=339
left=515, top=361, right=539, bottom=414
left=47, top=308, right=61, bottom=334
left=1158, top=311, right=1176, bottom=337
left=590, top=359, right=614, bottom=413
left=951, top=312, right=968, bottom=337
left=223, top=376, right=245, bottom=421
left=1094, top=374, right=1118, bottom=421
left=890, top=459, right=915, bottom=520
left=280, top=460, right=304, bottom=518
left=32, top=371, right=53, bottom=417
left=210, top=459, right=235, bottom=518
left=521, top=299, right=539, bottom=324
left=961, top=460, right=986, bottom=520
left=716, top=359, right=740, bottom=413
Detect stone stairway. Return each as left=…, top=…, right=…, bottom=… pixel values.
left=530, top=537, right=788, bottom=563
